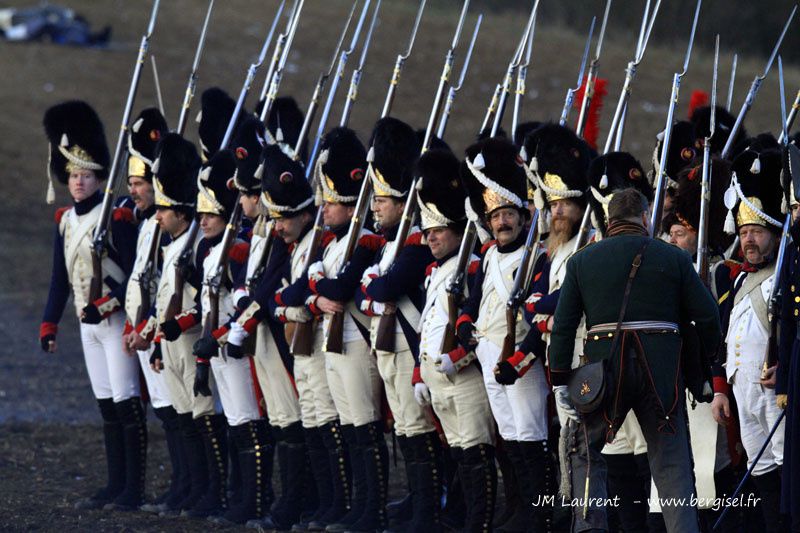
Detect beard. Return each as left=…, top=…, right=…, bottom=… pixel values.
left=545, top=215, right=580, bottom=256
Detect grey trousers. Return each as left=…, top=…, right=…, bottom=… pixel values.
left=564, top=345, right=700, bottom=533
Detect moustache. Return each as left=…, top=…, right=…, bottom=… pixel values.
left=497, top=224, right=513, bottom=232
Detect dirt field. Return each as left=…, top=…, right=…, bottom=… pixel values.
left=1, top=0, right=798, bottom=530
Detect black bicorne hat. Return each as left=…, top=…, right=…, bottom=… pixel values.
left=587, top=151, right=651, bottom=235
left=128, top=107, right=168, bottom=183
left=43, top=100, right=110, bottom=200
left=197, top=87, right=237, bottom=162
left=197, top=149, right=238, bottom=218
left=260, top=143, right=313, bottom=219
left=232, top=115, right=267, bottom=195
left=152, top=133, right=202, bottom=211
left=316, top=127, right=367, bottom=205
left=368, top=117, right=420, bottom=198
left=416, top=148, right=466, bottom=232
left=461, top=136, right=528, bottom=218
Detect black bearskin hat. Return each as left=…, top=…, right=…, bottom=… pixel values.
left=368, top=117, right=420, bottom=198
left=514, top=121, right=541, bottom=148
left=43, top=100, right=110, bottom=184
left=197, top=149, right=238, bottom=218
left=232, top=115, right=267, bottom=195
left=651, top=120, right=697, bottom=190
left=690, top=105, right=745, bottom=157
left=197, top=87, right=237, bottom=162
left=152, top=133, right=201, bottom=212
left=317, top=127, right=367, bottom=205
left=260, top=143, right=313, bottom=219
left=461, top=136, right=528, bottom=218
left=128, top=107, right=167, bottom=182
left=259, top=96, right=307, bottom=161
left=587, top=152, right=652, bottom=235
left=728, top=144, right=783, bottom=234
left=416, top=148, right=466, bottom=232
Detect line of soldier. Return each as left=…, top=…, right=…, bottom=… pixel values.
left=38, top=61, right=800, bottom=533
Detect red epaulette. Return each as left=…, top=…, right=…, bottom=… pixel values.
left=404, top=231, right=423, bottom=247
left=54, top=206, right=70, bottom=224
left=321, top=231, right=336, bottom=249
left=425, top=261, right=437, bottom=277
left=112, top=206, right=135, bottom=223
left=228, top=242, right=250, bottom=264
left=468, top=259, right=480, bottom=275
left=480, top=239, right=497, bottom=255
left=358, top=233, right=385, bottom=251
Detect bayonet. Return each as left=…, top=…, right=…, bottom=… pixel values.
left=256, top=0, right=289, bottom=106
left=511, top=1, right=538, bottom=136
left=726, top=53, right=737, bottom=112
left=437, top=14, right=482, bottom=139
left=576, top=0, right=611, bottom=138
left=382, top=0, right=426, bottom=117
left=150, top=55, right=165, bottom=117
left=341, top=0, right=382, bottom=126
left=722, top=5, right=797, bottom=158
left=260, top=0, right=305, bottom=124
left=696, top=35, right=719, bottom=280
left=648, top=0, right=701, bottom=235
left=559, top=17, right=595, bottom=127
left=176, top=0, right=215, bottom=135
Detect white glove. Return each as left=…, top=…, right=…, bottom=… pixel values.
left=414, top=382, right=431, bottom=406
left=371, top=301, right=386, bottom=315
left=285, top=306, right=312, bottom=323
left=553, top=385, right=579, bottom=422
left=434, top=353, right=456, bottom=376
left=308, top=260, right=325, bottom=282
left=227, top=321, right=249, bottom=347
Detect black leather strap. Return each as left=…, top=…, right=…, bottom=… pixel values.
left=606, top=238, right=651, bottom=358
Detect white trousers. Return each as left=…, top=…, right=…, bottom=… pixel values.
left=160, top=326, right=217, bottom=418
left=211, top=351, right=261, bottom=426
left=136, top=345, right=172, bottom=409
left=732, top=369, right=785, bottom=476
left=420, top=354, right=495, bottom=449
left=325, top=338, right=383, bottom=426
left=294, top=334, right=338, bottom=429
left=253, top=322, right=301, bottom=429
left=475, top=338, right=549, bottom=442
left=80, top=312, right=140, bottom=402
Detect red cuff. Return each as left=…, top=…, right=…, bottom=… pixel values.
left=455, top=314, right=473, bottom=330
left=307, top=297, right=321, bottom=316
left=309, top=276, right=319, bottom=294
left=713, top=376, right=730, bottom=395
left=123, top=320, right=134, bottom=336
left=40, top=322, right=58, bottom=338
left=525, top=301, right=536, bottom=314
left=135, top=319, right=148, bottom=334
left=508, top=350, right=533, bottom=377
left=448, top=346, right=467, bottom=362
left=176, top=312, right=198, bottom=332
left=242, top=317, right=259, bottom=335
left=536, top=320, right=549, bottom=333
left=196, top=357, right=210, bottom=365
left=411, top=366, right=423, bottom=385
left=212, top=325, right=228, bottom=340
left=274, top=290, right=285, bottom=306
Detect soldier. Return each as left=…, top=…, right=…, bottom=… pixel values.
left=302, top=126, right=391, bottom=533
left=712, top=142, right=787, bottom=533
left=135, top=133, right=217, bottom=517
left=120, top=107, right=189, bottom=514
left=549, top=187, right=721, bottom=532
left=260, top=141, right=339, bottom=531
left=458, top=136, right=553, bottom=532
left=414, top=147, right=497, bottom=532
left=356, top=117, right=441, bottom=532
left=40, top=100, right=143, bottom=511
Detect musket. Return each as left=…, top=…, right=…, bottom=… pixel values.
left=575, top=0, right=611, bottom=138
left=437, top=14, right=481, bottom=140
left=373, top=0, right=471, bottom=354
left=134, top=224, right=162, bottom=326
left=480, top=84, right=502, bottom=136
left=721, top=5, right=796, bottom=159
left=341, top=0, right=382, bottom=126
left=491, top=1, right=538, bottom=137
left=381, top=0, right=426, bottom=118
left=511, top=1, right=539, bottom=137
left=88, top=0, right=161, bottom=304
left=290, top=0, right=373, bottom=357
left=761, top=56, right=792, bottom=381
left=292, top=1, right=357, bottom=160
left=725, top=53, right=737, bottom=112
left=500, top=209, right=544, bottom=361
left=175, top=0, right=215, bottom=135
left=779, top=88, right=800, bottom=144
left=648, top=0, right=702, bottom=236
left=603, top=0, right=661, bottom=154
left=695, top=35, right=719, bottom=281
left=151, top=56, right=166, bottom=117
left=259, top=0, right=305, bottom=125
left=325, top=3, right=427, bottom=354
left=256, top=0, right=289, bottom=107
left=559, top=17, right=595, bottom=128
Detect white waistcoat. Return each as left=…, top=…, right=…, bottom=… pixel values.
left=154, top=229, right=202, bottom=323
left=475, top=245, right=529, bottom=347
left=725, top=269, right=774, bottom=382
left=320, top=231, right=369, bottom=344
left=124, top=216, right=159, bottom=323
left=200, top=240, right=236, bottom=327
left=419, top=254, right=471, bottom=357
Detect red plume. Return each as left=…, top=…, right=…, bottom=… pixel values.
left=688, top=89, right=709, bottom=119
left=573, top=76, right=608, bottom=150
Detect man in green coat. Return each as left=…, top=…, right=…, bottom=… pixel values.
left=549, top=188, right=721, bottom=533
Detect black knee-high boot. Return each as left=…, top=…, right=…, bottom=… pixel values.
left=105, top=397, right=148, bottom=511
left=324, top=424, right=365, bottom=531
left=387, top=431, right=444, bottom=532
left=459, top=443, right=497, bottom=533
left=294, top=426, right=333, bottom=531
left=496, top=440, right=531, bottom=533
left=344, top=421, right=389, bottom=533
left=170, top=413, right=208, bottom=515
left=75, top=398, right=127, bottom=509
left=752, top=468, right=786, bottom=533
left=141, top=406, right=188, bottom=513
left=494, top=437, right=521, bottom=528
left=259, top=422, right=313, bottom=530
left=520, top=440, right=555, bottom=533
left=310, top=421, right=350, bottom=529
left=185, top=413, right=228, bottom=518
